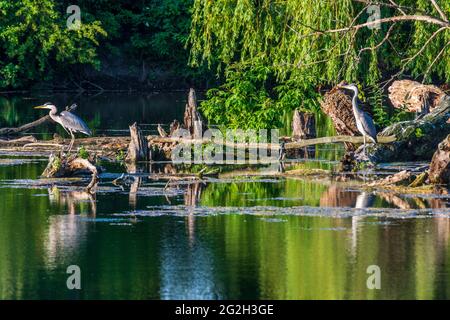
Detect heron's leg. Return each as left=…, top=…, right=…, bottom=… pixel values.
left=363, top=135, right=367, bottom=154
left=68, top=130, right=75, bottom=153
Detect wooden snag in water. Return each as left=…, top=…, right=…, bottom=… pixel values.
left=429, top=134, right=450, bottom=184
left=183, top=88, right=206, bottom=138
left=42, top=154, right=99, bottom=193
left=291, top=109, right=316, bottom=158
left=169, top=120, right=181, bottom=136
left=0, top=115, right=50, bottom=135
left=388, top=80, right=445, bottom=114
left=125, top=122, right=149, bottom=163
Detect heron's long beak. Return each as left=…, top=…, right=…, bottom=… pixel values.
left=34, top=105, right=47, bottom=109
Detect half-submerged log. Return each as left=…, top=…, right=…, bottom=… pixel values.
left=429, top=134, right=450, bottom=184
left=388, top=80, right=445, bottom=114
left=125, top=122, right=149, bottom=163
left=42, top=154, right=99, bottom=192
left=362, top=95, right=450, bottom=163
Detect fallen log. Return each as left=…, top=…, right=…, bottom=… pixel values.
left=149, top=134, right=395, bottom=151
left=0, top=135, right=37, bottom=146
left=362, top=94, right=450, bottom=163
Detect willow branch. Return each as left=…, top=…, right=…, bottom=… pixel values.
left=315, top=15, right=450, bottom=35
left=430, top=0, right=449, bottom=22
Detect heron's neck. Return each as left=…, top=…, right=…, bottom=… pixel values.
left=351, top=90, right=359, bottom=112
left=48, top=106, right=59, bottom=121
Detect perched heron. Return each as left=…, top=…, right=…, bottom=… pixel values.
left=338, top=84, right=377, bottom=152
left=34, top=102, right=92, bottom=152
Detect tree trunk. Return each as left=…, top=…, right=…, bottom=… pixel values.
left=291, top=110, right=316, bottom=158
left=125, top=122, right=149, bottom=163
left=429, top=134, right=450, bottom=184
left=292, top=110, right=316, bottom=140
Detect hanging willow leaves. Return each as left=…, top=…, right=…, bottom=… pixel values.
left=189, top=0, right=450, bottom=129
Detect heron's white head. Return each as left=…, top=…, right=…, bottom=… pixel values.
left=338, top=84, right=359, bottom=95
left=34, top=102, right=56, bottom=110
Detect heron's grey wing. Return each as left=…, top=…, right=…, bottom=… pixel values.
left=59, top=111, right=92, bottom=135
left=360, top=111, right=377, bottom=142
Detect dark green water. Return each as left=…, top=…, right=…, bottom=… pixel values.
left=1, top=93, right=450, bottom=300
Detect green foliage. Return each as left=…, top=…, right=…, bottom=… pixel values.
left=78, top=146, right=89, bottom=159
left=415, top=128, right=424, bottom=138
left=190, top=0, right=450, bottom=129
left=200, top=57, right=322, bottom=129
left=52, top=157, right=61, bottom=171
left=116, top=150, right=125, bottom=162
left=0, top=0, right=106, bottom=88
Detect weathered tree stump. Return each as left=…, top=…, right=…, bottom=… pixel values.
left=362, top=95, right=450, bottom=163
left=292, top=110, right=316, bottom=140
left=291, top=109, right=316, bottom=158
left=183, top=88, right=206, bottom=139
left=429, top=134, right=450, bottom=184
left=169, top=120, right=181, bottom=136
left=157, top=124, right=168, bottom=137
left=388, top=80, right=445, bottom=114
left=125, top=122, right=149, bottom=163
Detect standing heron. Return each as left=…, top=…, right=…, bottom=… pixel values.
left=34, top=102, right=92, bottom=152
left=338, top=84, right=377, bottom=152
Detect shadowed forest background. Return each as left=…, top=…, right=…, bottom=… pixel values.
left=0, top=0, right=449, bottom=131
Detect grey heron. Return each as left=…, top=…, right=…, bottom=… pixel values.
left=338, top=84, right=377, bottom=152
left=34, top=102, right=92, bottom=152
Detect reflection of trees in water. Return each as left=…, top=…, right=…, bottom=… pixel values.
left=320, top=185, right=358, bottom=207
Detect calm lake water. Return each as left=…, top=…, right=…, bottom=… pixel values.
left=1, top=92, right=450, bottom=300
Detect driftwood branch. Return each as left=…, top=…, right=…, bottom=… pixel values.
left=0, top=136, right=37, bottom=145
left=0, top=115, right=50, bottom=135
left=0, top=103, right=77, bottom=136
